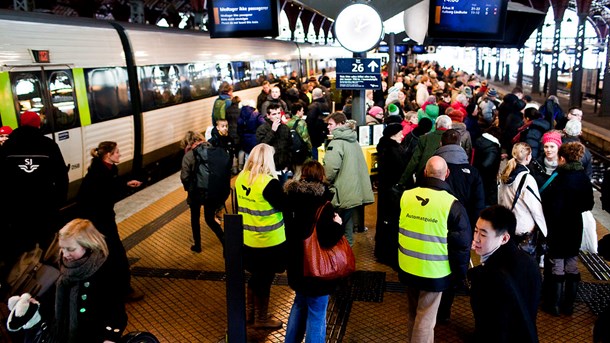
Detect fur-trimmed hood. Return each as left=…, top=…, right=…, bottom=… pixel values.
left=284, top=179, right=326, bottom=197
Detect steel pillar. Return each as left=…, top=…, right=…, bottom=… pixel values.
left=532, top=24, right=543, bottom=94
left=570, top=13, right=587, bottom=108
left=549, top=18, right=562, bottom=96
left=517, top=48, right=524, bottom=88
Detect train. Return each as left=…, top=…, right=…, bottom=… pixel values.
left=0, top=9, right=350, bottom=200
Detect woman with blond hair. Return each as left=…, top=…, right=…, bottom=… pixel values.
left=235, top=143, right=287, bottom=330
left=498, top=142, right=547, bottom=257
left=56, top=218, right=127, bottom=342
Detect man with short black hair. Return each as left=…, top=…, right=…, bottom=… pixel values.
left=468, top=205, right=541, bottom=343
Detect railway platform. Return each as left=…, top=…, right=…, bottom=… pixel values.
left=3, top=166, right=606, bottom=343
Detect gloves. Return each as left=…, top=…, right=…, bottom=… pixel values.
left=7, top=293, right=41, bottom=331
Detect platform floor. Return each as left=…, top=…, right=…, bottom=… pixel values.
left=108, top=171, right=609, bottom=343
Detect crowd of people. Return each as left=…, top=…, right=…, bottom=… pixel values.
left=0, top=59, right=604, bottom=343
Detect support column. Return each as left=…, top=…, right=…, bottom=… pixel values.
left=487, top=62, right=492, bottom=80
left=517, top=48, right=524, bottom=88
left=504, top=64, right=511, bottom=86
left=570, top=13, right=587, bottom=108
left=476, top=48, right=481, bottom=75
left=602, top=37, right=610, bottom=116
left=13, top=0, right=34, bottom=11
left=549, top=18, right=562, bottom=96
left=130, top=0, right=144, bottom=24
left=388, top=33, right=396, bottom=87
left=494, top=48, right=501, bottom=82
left=352, top=52, right=367, bottom=126
left=532, top=24, right=543, bottom=94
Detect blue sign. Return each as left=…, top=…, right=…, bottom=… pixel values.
left=336, top=58, right=382, bottom=90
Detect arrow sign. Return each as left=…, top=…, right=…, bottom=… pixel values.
left=368, top=60, right=379, bottom=72
left=335, top=58, right=382, bottom=90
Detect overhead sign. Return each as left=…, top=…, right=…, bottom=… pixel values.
left=336, top=58, right=382, bottom=90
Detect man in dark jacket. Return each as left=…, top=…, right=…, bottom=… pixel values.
left=0, top=111, right=68, bottom=265
left=256, top=81, right=271, bottom=113
left=306, top=88, right=330, bottom=160
left=434, top=129, right=485, bottom=322
left=398, top=156, right=471, bottom=343
left=469, top=205, right=541, bottom=343
left=256, top=103, right=292, bottom=175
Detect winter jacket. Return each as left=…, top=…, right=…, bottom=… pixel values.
left=257, top=90, right=269, bottom=113
left=180, top=142, right=232, bottom=206
left=398, top=177, right=471, bottom=292
left=473, top=133, right=502, bottom=206
left=237, top=106, right=265, bottom=153
left=284, top=180, right=344, bottom=296
left=435, top=144, right=485, bottom=228
left=323, top=126, right=374, bottom=210
left=306, top=98, right=330, bottom=149
left=518, top=118, right=551, bottom=159
left=399, top=129, right=446, bottom=187
left=542, top=161, right=594, bottom=258
left=450, top=101, right=468, bottom=122
left=498, top=165, right=548, bottom=237
left=286, top=117, right=312, bottom=151
left=468, top=242, right=541, bottom=343
left=226, top=102, right=241, bottom=147
left=77, top=158, right=123, bottom=231
left=453, top=122, right=473, bottom=160
left=256, top=119, right=292, bottom=170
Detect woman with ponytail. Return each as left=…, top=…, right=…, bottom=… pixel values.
left=498, top=142, right=548, bottom=257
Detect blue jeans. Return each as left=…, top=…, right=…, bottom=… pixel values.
left=285, top=292, right=329, bottom=343
left=338, top=208, right=355, bottom=246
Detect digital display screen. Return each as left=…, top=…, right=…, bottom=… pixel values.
left=428, top=0, right=508, bottom=41
left=377, top=45, right=408, bottom=54
left=207, top=0, right=279, bottom=38
left=412, top=45, right=426, bottom=54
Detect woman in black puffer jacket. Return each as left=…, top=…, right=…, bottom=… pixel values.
left=283, top=161, right=344, bottom=343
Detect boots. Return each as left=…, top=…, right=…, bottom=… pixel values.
left=253, top=295, right=283, bottom=329
left=562, top=273, right=580, bottom=315
left=543, top=274, right=564, bottom=316
left=246, top=287, right=255, bottom=325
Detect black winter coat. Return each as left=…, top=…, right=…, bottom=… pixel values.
left=520, top=118, right=551, bottom=159
left=468, top=242, right=541, bottom=343
left=225, top=102, right=241, bottom=147
left=284, top=180, right=344, bottom=296
left=473, top=133, right=501, bottom=206
left=238, top=106, right=265, bottom=154
left=77, top=158, right=122, bottom=234
left=256, top=119, right=292, bottom=170
left=306, top=98, right=330, bottom=149
left=542, top=162, right=594, bottom=258
left=562, top=136, right=593, bottom=179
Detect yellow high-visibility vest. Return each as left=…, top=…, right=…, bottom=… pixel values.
left=398, top=187, right=456, bottom=278
left=235, top=171, right=285, bottom=248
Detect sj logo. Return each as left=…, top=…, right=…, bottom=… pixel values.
left=18, top=158, right=39, bottom=173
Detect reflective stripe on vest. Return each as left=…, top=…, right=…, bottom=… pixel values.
left=398, top=187, right=456, bottom=279
left=235, top=171, right=285, bottom=248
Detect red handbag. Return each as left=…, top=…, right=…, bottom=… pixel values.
left=303, top=202, right=356, bottom=280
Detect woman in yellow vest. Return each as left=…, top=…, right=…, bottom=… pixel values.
left=235, top=143, right=287, bottom=329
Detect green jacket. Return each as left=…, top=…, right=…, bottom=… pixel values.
left=285, top=118, right=312, bottom=150
left=399, top=129, right=445, bottom=186
left=323, top=126, right=375, bottom=209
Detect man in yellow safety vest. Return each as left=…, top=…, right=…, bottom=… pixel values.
left=397, top=156, right=471, bottom=343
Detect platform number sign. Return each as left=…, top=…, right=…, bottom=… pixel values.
left=336, top=58, right=381, bottom=90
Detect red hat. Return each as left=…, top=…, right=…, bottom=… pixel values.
left=0, top=126, right=12, bottom=135
left=20, top=111, right=41, bottom=128
left=542, top=131, right=562, bottom=148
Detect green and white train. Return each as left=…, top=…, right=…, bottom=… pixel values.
left=0, top=9, right=348, bottom=199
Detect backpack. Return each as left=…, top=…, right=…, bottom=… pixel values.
left=290, top=119, right=310, bottom=164
left=212, top=97, right=229, bottom=125
left=192, top=143, right=232, bottom=204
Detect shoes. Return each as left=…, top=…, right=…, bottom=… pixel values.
left=191, top=245, right=202, bottom=253
left=126, top=288, right=145, bottom=303
left=354, top=226, right=369, bottom=233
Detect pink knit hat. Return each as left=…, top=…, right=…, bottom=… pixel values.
left=542, top=131, right=562, bottom=148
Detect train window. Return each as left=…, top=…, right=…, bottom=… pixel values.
left=12, top=73, right=51, bottom=133
left=140, top=64, right=187, bottom=110
left=47, top=71, right=80, bottom=131
left=85, top=67, right=131, bottom=123
left=187, top=63, right=214, bottom=99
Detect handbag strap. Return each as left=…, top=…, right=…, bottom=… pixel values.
left=511, top=172, right=529, bottom=211
left=311, top=201, right=330, bottom=234
left=539, top=171, right=558, bottom=193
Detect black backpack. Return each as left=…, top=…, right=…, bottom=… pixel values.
left=290, top=119, right=310, bottom=164
left=192, top=143, right=232, bottom=204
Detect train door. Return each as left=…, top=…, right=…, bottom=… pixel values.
left=10, top=67, right=84, bottom=185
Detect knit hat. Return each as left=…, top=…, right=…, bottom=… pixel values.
left=387, top=86, right=400, bottom=94
left=0, top=126, right=12, bottom=135
left=368, top=106, right=384, bottom=119
left=383, top=123, right=403, bottom=138
left=387, top=103, right=399, bottom=116
left=312, top=88, right=324, bottom=99
left=447, top=108, right=464, bottom=123
left=487, top=88, right=498, bottom=97
left=463, top=87, right=473, bottom=98
left=542, top=131, right=562, bottom=148
left=564, top=119, right=582, bottom=136
left=7, top=293, right=41, bottom=332
left=20, top=111, right=41, bottom=128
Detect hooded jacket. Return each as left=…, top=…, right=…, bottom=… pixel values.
left=323, top=126, right=374, bottom=209
left=473, top=133, right=502, bottom=206
left=237, top=105, right=265, bottom=153
left=256, top=118, right=292, bottom=170
left=435, top=144, right=485, bottom=228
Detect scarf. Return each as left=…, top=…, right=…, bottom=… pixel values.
left=55, top=250, right=107, bottom=343
left=543, top=158, right=558, bottom=175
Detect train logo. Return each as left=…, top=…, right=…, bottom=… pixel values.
left=18, top=158, right=39, bottom=173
